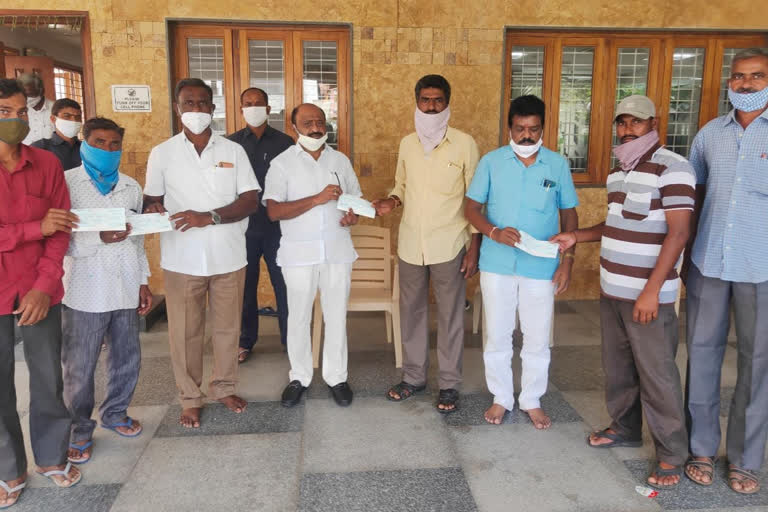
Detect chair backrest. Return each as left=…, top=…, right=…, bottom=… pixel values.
left=350, top=225, right=391, bottom=290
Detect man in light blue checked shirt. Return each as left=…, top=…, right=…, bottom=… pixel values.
left=684, top=48, right=768, bottom=495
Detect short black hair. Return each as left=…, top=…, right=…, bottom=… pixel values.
left=414, top=74, right=451, bottom=104
left=0, top=79, right=25, bottom=99
left=290, top=103, right=326, bottom=126
left=508, top=95, right=546, bottom=127
left=174, top=78, right=213, bottom=102
left=240, top=87, right=268, bottom=104
left=83, top=117, right=125, bottom=141
left=52, top=98, right=82, bottom=117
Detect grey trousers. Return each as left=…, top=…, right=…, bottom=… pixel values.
left=0, top=305, right=71, bottom=480
left=600, top=297, right=688, bottom=466
left=686, top=264, right=768, bottom=470
left=399, top=248, right=466, bottom=390
left=62, top=307, right=141, bottom=443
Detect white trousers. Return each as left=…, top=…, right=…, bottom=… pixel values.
left=480, top=271, right=555, bottom=411
left=282, top=262, right=352, bottom=387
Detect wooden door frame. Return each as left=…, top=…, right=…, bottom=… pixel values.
left=0, top=9, right=95, bottom=119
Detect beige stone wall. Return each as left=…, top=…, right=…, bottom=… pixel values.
left=6, top=0, right=767, bottom=302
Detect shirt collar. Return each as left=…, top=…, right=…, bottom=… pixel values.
left=181, top=130, right=216, bottom=151
left=70, top=165, right=128, bottom=191
left=11, top=144, right=34, bottom=172
left=50, top=132, right=80, bottom=146
left=722, top=107, right=768, bottom=127
left=243, top=124, right=274, bottom=140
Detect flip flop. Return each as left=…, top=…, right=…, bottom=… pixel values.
left=729, top=467, right=761, bottom=495
left=0, top=480, right=26, bottom=509
left=67, top=440, right=93, bottom=464
left=36, top=462, right=81, bottom=489
left=647, top=463, right=683, bottom=490
left=102, top=417, right=143, bottom=437
left=386, top=381, right=425, bottom=402
left=586, top=428, right=642, bottom=448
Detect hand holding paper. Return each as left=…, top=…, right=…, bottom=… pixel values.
left=337, top=194, right=376, bottom=218
left=127, top=213, right=173, bottom=236
left=514, top=230, right=560, bottom=259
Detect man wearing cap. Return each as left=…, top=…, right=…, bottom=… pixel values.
left=552, top=95, right=695, bottom=489
left=684, top=48, right=768, bottom=494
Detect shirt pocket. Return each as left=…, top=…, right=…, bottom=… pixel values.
left=433, top=161, right=464, bottom=196
left=526, top=178, right=557, bottom=213
left=746, top=155, right=768, bottom=196
left=621, top=189, right=652, bottom=220
left=207, top=166, right=237, bottom=198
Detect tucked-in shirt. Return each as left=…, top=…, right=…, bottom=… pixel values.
left=63, top=166, right=150, bottom=313
left=22, top=98, right=55, bottom=145
left=600, top=145, right=696, bottom=304
left=390, top=127, right=480, bottom=266
left=262, top=143, right=361, bottom=267
left=466, top=145, right=578, bottom=280
left=690, top=109, right=768, bottom=284
left=227, top=125, right=295, bottom=236
left=0, top=144, right=71, bottom=315
left=31, top=132, right=82, bottom=171
left=144, top=132, right=261, bottom=277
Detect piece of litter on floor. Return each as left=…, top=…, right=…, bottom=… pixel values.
left=635, top=485, right=658, bottom=498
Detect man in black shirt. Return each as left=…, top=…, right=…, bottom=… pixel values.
left=228, top=88, right=294, bottom=362
left=31, top=99, right=82, bottom=171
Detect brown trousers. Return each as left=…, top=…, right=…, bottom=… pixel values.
left=600, top=296, right=688, bottom=466
left=164, top=268, right=246, bottom=409
left=399, top=248, right=466, bottom=390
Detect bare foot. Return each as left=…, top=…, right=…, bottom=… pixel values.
left=484, top=404, right=507, bottom=425
left=648, top=460, right=681, bottom=487
left=238, top=348, right=250, bottom=363
left=37, top=463, right=81, bottom=487
left=67, top=440, right=93, bottom=463
left=218, top=395, right=247, bottom=413
left=522, top=408, right=551, bottom=429
left=0, top=474, right=26, bottom=507
left=180, top=407, right=202, bottom=428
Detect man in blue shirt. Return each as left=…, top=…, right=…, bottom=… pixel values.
left=684, top=48, right=768, bottom=495
left=465, top=95, right=578, bottom=429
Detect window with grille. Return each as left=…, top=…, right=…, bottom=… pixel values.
left=504, top=31, right=768, bottom=185
left=53, top=66, right=84, bottom=106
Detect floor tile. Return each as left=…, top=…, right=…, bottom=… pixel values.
left=298, top=467, right=477, bottom=512
left=451, top=423, right=659, bottom=512
left=11, top=484, right=122, bottom=512
left=306, top=349, right=402, bottom=399
left=109, top=433, right=300, bottom=512
left=549, top=345, right=605, bottom=391
left=624, top=459, right=767, bottom=510
left=94, top=357, right=178, bottom=406
left=302, top=396, right=457, bottom=473
left=154, top=401, right=303, bottom=437
left=442, top=390, right=582, bottom=427
left=236, top=351, right=292, bottom=402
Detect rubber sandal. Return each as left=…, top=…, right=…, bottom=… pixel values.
left=647, top=463, right=683, bottom=490
left=684, top=456, right=715, bottom=486
left=728, top=467, right=761, bottom=495
left=0, top=480, right=26, bottom=509
left=67, top=440, right=93, bottom=465
left=437, top=388, right=459, bottom=414
left=386, top=381, right=425, bottom=402
left=36, top=462, right=81, bottom=489
left=586, top=428, right=642, bottom=448
left=102, top=417, right=143, bottom=437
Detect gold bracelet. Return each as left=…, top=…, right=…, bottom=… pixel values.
left=562, top=252, right=575, bottom=259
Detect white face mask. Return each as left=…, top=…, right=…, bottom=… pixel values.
left=180, top=111, right=212, bottom=135
left=26, top=96, right=42, bottom=107
left=242, top=106, right=268, bottom=127
left=295, top=129, right=328, bottom=152
left=509, top=135, right=543, bottom=159
left=55, top=118, right=82, bottom=139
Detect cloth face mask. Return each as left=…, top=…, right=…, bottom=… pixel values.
left=55, top=118, right=82, bottom=139
left=0, top=118, right=30, bottom=146
left=612, top=129, right=660, bottom=171
left=728, top=87, right=768, bottom=113
left=180, top=112, right=212, bottom=135
left=295, top=130, right=328, bottom=152
left=509, top=136, right=543, bottom=159
left=242, top=106, right=268, bottom=127
left=80, top=140, right=122, bottom=195
left=414, top=106, right=451, bottom=155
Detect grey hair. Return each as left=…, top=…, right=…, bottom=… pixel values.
left=731, top=48, right=768, bottom=70
left=17, top=73, right=44, bottom=91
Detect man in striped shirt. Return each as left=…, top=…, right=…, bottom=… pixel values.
left=552, top=95, right=695, bottom=489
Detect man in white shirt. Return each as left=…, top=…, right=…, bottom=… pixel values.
left=18, top=74, right=54, bottom=145
left=62, top=117, right=152, bottom=464
left=144, top=78, right=261, bottom=428
left=263, top=103, right=360, bottom=408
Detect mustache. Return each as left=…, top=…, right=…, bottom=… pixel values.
left=425, top=110, right=439, bottom=114
left=737, top=87, right=757, bottom=94
left=308, top=132, right=324, bottom=138
left=517, top=138, right=536, bottom=145
left=620, top=135, right=638, bottom=143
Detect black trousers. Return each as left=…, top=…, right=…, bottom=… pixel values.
left=0, top=304, right=71, bottom=480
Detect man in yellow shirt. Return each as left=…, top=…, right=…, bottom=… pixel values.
left=374, top=74, right=480, bottom=413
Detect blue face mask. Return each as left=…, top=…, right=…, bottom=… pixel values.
left=80, top=140, right=121, bottom=195
left=727, top=87, right=768, bottom=113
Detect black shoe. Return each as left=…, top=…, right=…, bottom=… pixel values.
left=281, top=380, right=307, bottom=407
left=329, top=382, right=353, bottom=407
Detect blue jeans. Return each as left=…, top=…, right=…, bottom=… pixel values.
left=62, top=307, right=141, bottom=443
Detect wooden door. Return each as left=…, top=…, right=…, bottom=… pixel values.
left=4, top=56, right=56, bottom=100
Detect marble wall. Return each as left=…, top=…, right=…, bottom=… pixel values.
left=6, top=0, right=767, bottom=302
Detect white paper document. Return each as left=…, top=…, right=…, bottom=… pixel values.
left=515, top=230, right=560, bottom=259
left=71, top=208, right=126, bottom=232
left=337, top=194, right=376, bottom=218
left=127, top=213, right=173, bottom=236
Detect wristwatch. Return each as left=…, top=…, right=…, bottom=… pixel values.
left=209, top=210, right=222, bottom=225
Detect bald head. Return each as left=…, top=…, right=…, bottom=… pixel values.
left=291, top=103, right=327, bottom=138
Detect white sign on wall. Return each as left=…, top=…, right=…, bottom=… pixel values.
left=111, top=85, right=152, bottom=112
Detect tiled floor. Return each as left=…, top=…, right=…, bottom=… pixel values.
left=9, top=301, right=766, bottom=512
